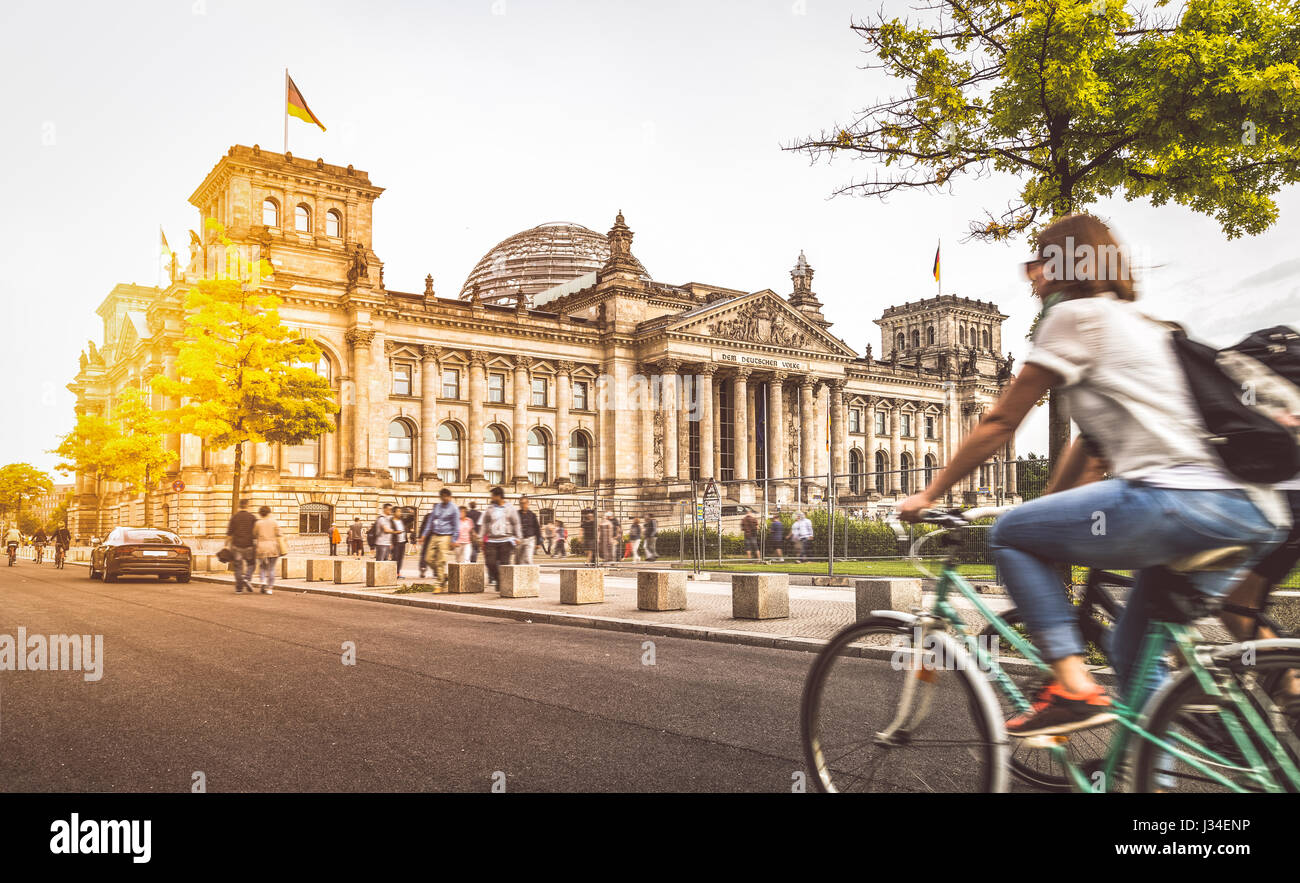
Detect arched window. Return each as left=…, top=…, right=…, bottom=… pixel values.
left=982, top=328, right=991, bottom=349
left=874, top=450, right=886, bottom=494
left=900, top=452, right=913, bottom=494
left=299, top=502, right=332, bottom=535
left=388, top=420, right=413, bottom=482
left=527, top=429, right=548, bottom=485
left=924, top=454, right=937, bottom=485
left=569, top=431, right=590, bottom=487
left=911, top=329, right=920, bottom=348
left=295, top=204, right=311, bottom=233
left=436, top=423, right=461, bottom=483
left=262, top=198, right=279, bottom=227
left=927, top=325, right=935, bottom=345
left=325, top=209, right=342, bottom=238
left=848, top=449, right=863, bottom=495
left=284, top=353, right=330, bottom=476
left=483, top=425, right=506, bottom=485
left=959, top=325, right=966, bottom=344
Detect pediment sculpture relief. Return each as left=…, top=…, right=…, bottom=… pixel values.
left=709, top=302, right=815, bottom=351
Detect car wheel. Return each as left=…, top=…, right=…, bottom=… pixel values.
left=103, top=568, right=117, bottom=583
left=176, top=574, right=191, bottom=584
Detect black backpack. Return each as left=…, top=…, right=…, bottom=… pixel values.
left=365, top=521, right=379, bottom=549
left=1168, top=324, right=1300, bottom=483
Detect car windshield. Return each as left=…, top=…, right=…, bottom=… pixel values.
left=121, top=530, right=181, bottom=545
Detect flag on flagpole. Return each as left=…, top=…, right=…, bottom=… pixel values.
left=159, top=226, right=171, bottom=258
left=932, top=241, right=941, bottom=282
left=286, top=72, right=327, bottom=132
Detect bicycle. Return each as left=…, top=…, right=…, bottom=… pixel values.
left=6, top=542, right=16, bottom=567
left=800, top=507, right=1300, bottom=793
left=54, top=544, right=67, bottom=569
left=33, top=543, right=45, bottom=565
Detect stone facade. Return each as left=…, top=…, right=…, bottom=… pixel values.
left=66, top=145, right=1016, bottom=539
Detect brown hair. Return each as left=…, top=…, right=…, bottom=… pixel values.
left=1033, top=213, right=1136, bottom=302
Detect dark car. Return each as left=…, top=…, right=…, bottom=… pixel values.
left=89, top=527, right=193, bottom=583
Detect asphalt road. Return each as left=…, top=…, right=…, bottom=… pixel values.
left=0, top=561, right=999, bottom=793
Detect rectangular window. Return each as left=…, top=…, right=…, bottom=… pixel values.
left=392, top=362, right=412, bottom=396
left=442, top=368, right=460, bottom=399
left=848, top=409, right=861, bottom=433
left=874, top=411, right=886, bottom=435
left=285, top=439, right=319, bottom=477
left=488, top=372, right=505, bottom=403
left=902, top=414, right=913, bottom=437
left=925, top=416, right=936, bottom=439
left=531, top=377, right=548, bottom=407
left=572, top=381, right=588, bottom=410
left=718, top=382, right=734, bottom=481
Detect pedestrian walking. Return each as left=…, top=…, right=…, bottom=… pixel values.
left=391, top=508, right=410, bottom=579
left=225, top=497, right=257, bottom=594
left=252, top=505, right=284, bottom=595
left=628, top=517, right=643, bottom=561
left=517, top=496, right=540, bottom=564
left=741, top=511, right=759, bottom=559
left=791, top=511, right=813, bottom=562
left=372, top=504, right=395, bottom=561
left=643, top=515, right=658, bottom=561
left=480, top=487, right=521, bottom=587
left=552, top=520, right=567, bottom=557
left=768, top=514, right=785, bottom=560
left=541, top=520, right=555, bottom=556
left=347, top=517, right=365, bottom=557
left=420, top=488, right=458, bottom=588
left=466, top=501, right=483, bottom=562
left=455, top=506, right=476, bottom=563
left=329, top=524, right=340, bottom=556
left=598, top=512, right=615, bottom=562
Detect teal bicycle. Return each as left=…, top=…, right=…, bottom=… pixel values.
left=800, top=507, right=1300, bottom=793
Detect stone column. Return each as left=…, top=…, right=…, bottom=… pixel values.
left=863, top=395, right=877, bottom=494
left=889, top=399, right=903, bottom=494
left=512, top=354, right=531, bottom=484
left=1006, top=434, right=1018, bottom=495
left=419, top=345, right=441, bottom=480
left=467, top=351, right=487, bottom=483
left=828, top=379, right=846, bottom=494
left=747, top=381, right=757, bottom=480
left=767, top=372, right=786, bottom=482
left=660, top=359, right=679, bottom=482
left=637, top=363, right=655, bottom=483
left=732, top=368, right=750, bottom=482
left=799, top=377, right=815, bottom=488
left=677, top=370, right=692, bottom=481
left=345, top=328, right=376, bottom=478
left=912, top=407, right=924, bottom=493
left=555, top=361, right=574, bottom=484
left=698, top=364, right=716, bottom=479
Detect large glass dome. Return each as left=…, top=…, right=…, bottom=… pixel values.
left=459, top=221, right=648, bottom=306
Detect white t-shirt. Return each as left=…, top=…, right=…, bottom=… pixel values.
left=1026, top=293, right=1289, bottom=526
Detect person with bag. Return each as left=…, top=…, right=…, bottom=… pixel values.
left=643, top=515, right=658, bottom=561
left=252, top=505, right=284, bottom=595
left=329, top=524, right=341, bottom=556
left=225, top=497, right=258, bottom=594
left=455, top=505, right=476, bottom=563
left=372, top=504, right=395, bottom=561
left=899, top=213, right=1287, bottom=738
left=480, top=487, right=521, bottom=587
left=347, top=517, right=365, bottom=558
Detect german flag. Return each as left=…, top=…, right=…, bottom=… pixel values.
left=932, top=241, right=941, bottom=282
left=286, top=72, right=326, bottom=132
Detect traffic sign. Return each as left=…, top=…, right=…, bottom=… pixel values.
left=171, top=480, right=185, bottom=493
left=702, top=479, right=721, bottom=520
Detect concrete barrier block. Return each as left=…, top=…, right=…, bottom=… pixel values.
left=498, top=565, right=540, bottom=598
left=279, top=557, right=307, bottom=580
left=191, top=553, right=214, bottom=572
left=333, top=558, right=366, bottom=584
left=560, top=568, right=605, bottom=604
left=637, top=570, right=687, bottom=611
left=732, top=573, right=789, bottom=620
left=448, top=562, right=485, bottom=594
left=855, top=578, right=922, bottom=621
left=366, top=560, right=398, bottom=587
left=305, top=558, right=335, bottom=581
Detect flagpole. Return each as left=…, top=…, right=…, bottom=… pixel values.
left=936, top=238, right=941, bottom=298
left=283, top=69, right=289, bottom=154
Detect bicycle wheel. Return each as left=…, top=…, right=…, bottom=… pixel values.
left=1132, top=643, right=1300, bottom=793
left=979, top=609, right=1115, bottom=792
left=801, top=616, right=1007, bottom=793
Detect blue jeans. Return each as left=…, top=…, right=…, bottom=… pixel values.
left=231, top=546, right=256, bottom=591
left=990, top=479, right=1281, bottom=705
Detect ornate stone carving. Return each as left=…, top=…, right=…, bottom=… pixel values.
left=420, top=345, right=442, bottom=363
left=346, top=243, right=369, bottom=287
left=711, top=302, right=814, bottom=350
left=468, top=350, right=489, bottom=367
left=512, top=354, right=533, bottom=371
left=555, top=360, right=575, bottom=376
left=345, top=328, right=376, bottom=348
left=733, top=366, right=752, bottom=381
left=658, top=358, right=682, bottom=375
left=698, top=362, right=717, bottom=377
left=652, top=411, right=664, bottom=476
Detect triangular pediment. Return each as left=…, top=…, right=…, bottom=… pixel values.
left=659, top=290, right=856, bottom=357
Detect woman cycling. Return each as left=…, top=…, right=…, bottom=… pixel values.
left=899, top=213, right=1287, bottom=738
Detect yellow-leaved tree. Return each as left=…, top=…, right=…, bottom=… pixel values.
left=152, top=223, right=338, bottom=522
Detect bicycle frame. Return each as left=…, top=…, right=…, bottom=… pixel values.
left=927, top=555, right=1300, bottom=793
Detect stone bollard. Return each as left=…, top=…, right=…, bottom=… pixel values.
left=732, top=573, right=790, bottom=620
left=279, top=557, right=307, bottom=580
left=305, top=558, right=335, bottom=581
left=560, top=568, right=605, bottom=604
left=448, top=561, right=485, bottom=594
left=333, top=558, right=366, bottom=585
left=855, top=578, right=922, bottom=621
left=366, top=560, right=398, bottom=587
left=498, top=564, right=540, bottom=598
left=637, top=570, right=687, bottom=611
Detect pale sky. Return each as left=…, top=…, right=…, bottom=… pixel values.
left=2, top=0, right=1298, bottom=475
